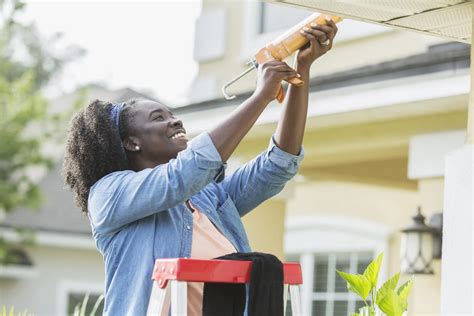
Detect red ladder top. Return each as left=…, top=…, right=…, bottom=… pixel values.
left=152, top=258, right=303, bottom=289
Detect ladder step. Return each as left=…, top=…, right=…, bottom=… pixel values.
left=152, top=258, right=302, bottom=289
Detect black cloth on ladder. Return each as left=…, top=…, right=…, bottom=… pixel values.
left=202, top=252, right=284, bottom=316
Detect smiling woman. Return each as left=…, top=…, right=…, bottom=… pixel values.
left=120, top=101, right=189, bottom=169
left=62, top=19, right=338, bottom=316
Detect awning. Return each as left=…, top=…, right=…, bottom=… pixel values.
left=268, top=0, right=471, bottom=43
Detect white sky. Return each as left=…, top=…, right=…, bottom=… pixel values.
left=23, top=0, right=202, bottom=105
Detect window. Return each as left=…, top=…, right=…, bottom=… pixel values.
left=241, top=2, right=391, bottom=61
left=57, top=280, right=104, bottom=316
left=240, top=2, right=312, bottom=62
left=286, top=252, right=373, bottom=316
left=313, top=252, right=372, bottom=316
left=259, top=2, right=310, bottom=34
left=284, top=215, right=390, bottom=316
left=67, top=292, right=104, bottom=315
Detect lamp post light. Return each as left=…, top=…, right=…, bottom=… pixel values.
left=401, top=207, right=442, bottom=274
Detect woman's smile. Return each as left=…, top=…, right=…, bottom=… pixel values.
left=168, top=128, right=188, bottom=146
left=169, top=129, right=187, bottom=141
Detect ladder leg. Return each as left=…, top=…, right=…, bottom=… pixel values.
left=171, top=280, right=188, bottom=316
left=289, top=284, right=302, bottom=316
left=146, top=281, right=169, bottom=315
left=283, top=284, right=289, bottom=315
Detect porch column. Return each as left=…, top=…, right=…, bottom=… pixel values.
left=439, top=5, right=473, bottom=313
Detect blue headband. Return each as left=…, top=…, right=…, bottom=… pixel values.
left=109, top=102, right=125, bottom=134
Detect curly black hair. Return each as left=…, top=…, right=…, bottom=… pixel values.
left=63, top=99, right=139, bottom=213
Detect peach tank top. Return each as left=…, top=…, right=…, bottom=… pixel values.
left=161, top=200, right=237, bottom=316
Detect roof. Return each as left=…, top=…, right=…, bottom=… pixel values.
left=49, top=85, right=162, bottom=114
left=174, top=41, right=470, bottom=115
left=0, top=163, right=90, bottom=235
left=270, top=0, right=471, bottom=43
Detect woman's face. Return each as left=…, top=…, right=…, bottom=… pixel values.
left=125, top=100, right=188, bottom=167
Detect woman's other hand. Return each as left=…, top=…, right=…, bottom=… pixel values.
left=296, top=17, right=338, bottom=70
left=252, top=60, right=298, bottom=104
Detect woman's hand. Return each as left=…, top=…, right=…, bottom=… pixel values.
left=252, top=60, right=299, bottom=104
left=296, top=17, right=338, bottom=71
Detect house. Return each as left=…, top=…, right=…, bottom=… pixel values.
left=1, top=1, right=472, bottom=315
left=180, top=1, right=471, bottom=315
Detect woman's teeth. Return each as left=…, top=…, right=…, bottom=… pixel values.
left=170, top=132, right=186, bottom=140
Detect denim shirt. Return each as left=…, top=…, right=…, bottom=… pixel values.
left=87, top=132, right=304, bottom=315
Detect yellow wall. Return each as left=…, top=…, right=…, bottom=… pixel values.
left=195, top=2, right=466, bottom=314
left=237, top=109, right=459, bottom=315
left=242, top=198, right=287, bottom=259
left=285, top=175, right=445, bottom=315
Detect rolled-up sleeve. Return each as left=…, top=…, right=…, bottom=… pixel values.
left=220, top=136, right=304, bottom=217
left=266, top=136, right=304, bottom=180
left=88, top=132, right=223, bottom=234
left=189, top=133, right=223, bottom=169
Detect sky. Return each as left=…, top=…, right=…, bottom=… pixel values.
left=23, top=0, right=202, bottom=105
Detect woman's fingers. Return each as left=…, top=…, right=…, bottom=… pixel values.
left=326, top=18, right=339, bottom=37
left=271, top=65, right=297, bottom=73
left=262, top=59, right=288, bottom=67
left=282, top=71, right=300, bottom=80
left=303, top=19, right=338, bottom=43
left=311, top=24, right=331, bottom=37
left=302, top=26, right=326, bottom=38
left=264, top=60, right=295, bottom=72
left=272, top=68, right=298, bottom=80
left=301, top=27, right=322, bottom=46
left=261, top=61, right=299, bottom=82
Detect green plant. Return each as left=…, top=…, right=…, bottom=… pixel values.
left=337, top=253, right=413, bottom=316
left=0, top=0, right=86, bottom=266
left=1, top=306, right=32, bottom=316
left=72, top=293, right=104, bottom=316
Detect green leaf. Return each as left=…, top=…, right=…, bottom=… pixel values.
left=337, top=270, right=372, bottom=300
left=363, top=252, right=383, bottom=288
left=79, top=293, right=89, bottom=316
left=397, top=278, right=414, bottom=310
left=350, top=313, right=360, bottom=316
left=90, top=294, right=104, bottom=316
left=72, top=304, right=80, bottom=316
left=359, top=306, right=375, bottom=316
left=376, top=272, right=400, bottom=306
left=397, top=278, right=413, bottom=300
left=377, top=290, right=405, bottom=316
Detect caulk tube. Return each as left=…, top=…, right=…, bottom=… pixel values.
left=258, top=13, right=343, bottom=62
left=251, top=13, right=342, bottom=102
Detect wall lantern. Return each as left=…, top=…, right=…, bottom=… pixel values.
left=400, top=207, right=442, bottom=274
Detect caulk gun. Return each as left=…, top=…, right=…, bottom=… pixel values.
left=222, top=13, right=342, bottom=103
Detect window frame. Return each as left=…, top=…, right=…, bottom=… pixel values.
left=240, top=2, right=392, bottom=63
left=284, top=215, right=391, bottom=315
left=56, top=279, right=104, bottom=316
left=304, top=251, right=373, bottom=315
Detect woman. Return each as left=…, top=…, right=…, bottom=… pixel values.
left=63, top=21, right=337, bottom=315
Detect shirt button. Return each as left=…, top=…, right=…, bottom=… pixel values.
left=186, top=225, right=191, bottom=230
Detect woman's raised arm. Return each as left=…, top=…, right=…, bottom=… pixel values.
left=274, top=18, right=338, bottom=154
left=209, top=60, right=298, bottom=162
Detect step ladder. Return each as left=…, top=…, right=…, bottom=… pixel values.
left=147, top=258, right=303, bottom=315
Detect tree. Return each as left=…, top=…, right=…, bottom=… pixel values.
left=0, top=0, right=85, bottom=264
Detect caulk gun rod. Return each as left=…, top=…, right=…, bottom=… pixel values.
left=223, top=65, right=255, bottom=89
